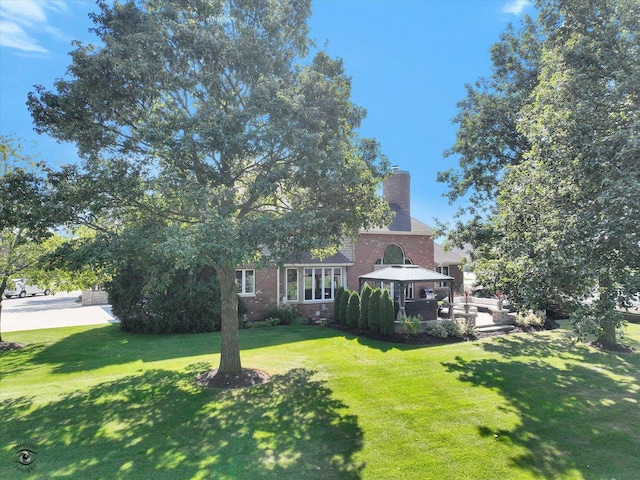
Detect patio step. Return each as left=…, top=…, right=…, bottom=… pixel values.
left=476, top=324, right=516, bottom=333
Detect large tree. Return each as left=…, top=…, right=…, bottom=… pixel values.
left=0, top=137, right=60, bottom=343
left=28, top=0, right=390, bottom=378
left=440, top=0, right=640, bottom=347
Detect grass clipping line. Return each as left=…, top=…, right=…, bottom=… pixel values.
left=196, top=368, right=271, bottom=389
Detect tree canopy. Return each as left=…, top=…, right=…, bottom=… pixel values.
left=0, top=137, right=60, bottom=342
left=439, top=0, right=640, bottom=346
left=28, top=0, right=390, bottom=375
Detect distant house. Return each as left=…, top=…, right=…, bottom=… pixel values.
left=238, top=168, right=438, bottom=321
left=434, top=243, right=468, bottom=295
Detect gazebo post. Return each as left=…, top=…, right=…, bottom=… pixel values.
left=397, top=280, right=407, bottom=321
left=448, top=279, right=455, bottom=319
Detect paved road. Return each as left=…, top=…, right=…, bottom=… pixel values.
left=1, top=291, right=119, bottom=333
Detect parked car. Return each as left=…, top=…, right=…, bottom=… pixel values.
left=4, top=279, right=51, bottom=298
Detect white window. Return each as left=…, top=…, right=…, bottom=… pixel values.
left=236, top=269, right=255, bottom=295
left=286, top=268, right=298, bottom=301
left=436, top=266, right=449, bottom=287
left=302, top=267, right=343, bottom=302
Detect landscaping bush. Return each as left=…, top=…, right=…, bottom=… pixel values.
left=346, top=291, right=361, bottom=328
left=359, top=284, right=372, bottom=329
left=247, top=317, right=280, bottom=328
left=379, top=289, right=395, bottom=335
left=444, top=318, right=466, bottom=338
left=425, top=320, right=449, bottom=338
left=424, top=319, right=473, bottom=339
left=515, top=310, right=545, bottom=328
left=402, top=315, right=422, bottom=336
left=368, top=288, right=382, bottom=333
left=263, top=305, right=300, bottom=325
left=338, top=288, right=350, bottom=325
left=333, top=287, right=345, bottom=324
left=291, top=316, right=309, bottom=326
left=109, top=265, right=222, bottom=334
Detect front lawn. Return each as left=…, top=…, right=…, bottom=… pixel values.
left=1, top=324, right=639, bottom=479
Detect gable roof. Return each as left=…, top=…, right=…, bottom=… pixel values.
left=434, top=243, right=471, bottom=265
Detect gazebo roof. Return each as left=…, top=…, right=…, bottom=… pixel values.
left=359, top=265, right=453, bottom=283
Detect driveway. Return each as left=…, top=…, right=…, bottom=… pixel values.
left=1, top=291, right=119, bottom=333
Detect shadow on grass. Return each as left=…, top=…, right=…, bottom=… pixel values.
left=22, top=324, right=344, bottom=374
left=442, top=333, right=640, bottom=479
left=0, top=367, right=363, bottom=479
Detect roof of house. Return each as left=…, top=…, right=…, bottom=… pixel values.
left=363, top=203, right=434, bottom=235
left=434, top=243, right=470, bottom=265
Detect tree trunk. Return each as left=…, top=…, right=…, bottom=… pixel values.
left=214, top=264, right=242, bottom=374
left=596, top=274, right=617, bottom=347
left=0, top=299, right=4, bottom=343
left=597, top=317, right=617, bottom=347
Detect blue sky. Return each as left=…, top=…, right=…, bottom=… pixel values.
left=0, top=0, right=534, bottom=228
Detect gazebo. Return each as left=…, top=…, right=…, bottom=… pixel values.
left=359, top=265, right=454, bottom=320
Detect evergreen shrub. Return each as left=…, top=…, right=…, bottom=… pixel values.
left=346, top=290, right=361, bottom=327
left=334, top=287, right=345, bottom=324
left=338, top=288, right=349, bottom=325
left=380, top=289, right=395, bottom=335
left=368, top=288, right=382, bottom=333
left=359, top=284, right=372, bottom=329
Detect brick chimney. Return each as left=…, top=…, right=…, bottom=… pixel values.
left=383, top=166, right=410, bottom=216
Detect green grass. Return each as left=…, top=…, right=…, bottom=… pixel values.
left=1, top=323, right=639, bottom=479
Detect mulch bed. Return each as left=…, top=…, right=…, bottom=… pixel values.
left=196, top=368, right=271, bottom=389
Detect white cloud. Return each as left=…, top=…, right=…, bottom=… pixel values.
left=502, top=0, right=531, bottom=16
left=0, top=0, right=69, bottom=53
left=0, top=20, right=48, bottom=52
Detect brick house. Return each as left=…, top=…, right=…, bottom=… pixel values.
left=237, top=168, right=438, bottom=321
left=434, top=243, right=466, bottom=295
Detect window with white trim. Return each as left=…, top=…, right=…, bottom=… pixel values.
left=286, top=268, right=298, bottom=301
left=374, top=244, right=413, bottom=266
left=303, top=267, right=343, bottom=301
left=436, top=266, right=449, bottom=287
left=236, top=269, right=255, bottom=295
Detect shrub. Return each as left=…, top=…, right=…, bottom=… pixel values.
left=291, top=317, right=309, bottom=326
left=402, top=315, right=422, bottom=336
left=248, top=318, right=279, bottom=328
left=333, top=287, right=345, bottom=324
left=515, top=310, right=545, bottom=328
left=105, top=219, right=224, bottom=334
left=379, top=289, right=395, bottom=335
left=368, top=288, right=382, bottom=333
left=110, top=265, right=222, bottom=334
left=424, top=319, right=472, bottom=339
left=444, top=319, right=465, bottom=338
left=359, top=284, right=372, bottom=329
left=263, top=305, right=299, bottom=325
left=425, top=320, right=449, bottom=338
left=346, top=291, right=361, bottom=327
left=338, top=288, right=350, bottom=325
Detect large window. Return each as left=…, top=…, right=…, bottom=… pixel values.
left=303, top=267, right=343, bottom=301
left=236, top=269, right=255, bottom=295
left=375, top=244, right=413, bottom=266
left=286, top=269, right=298, bottom=301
